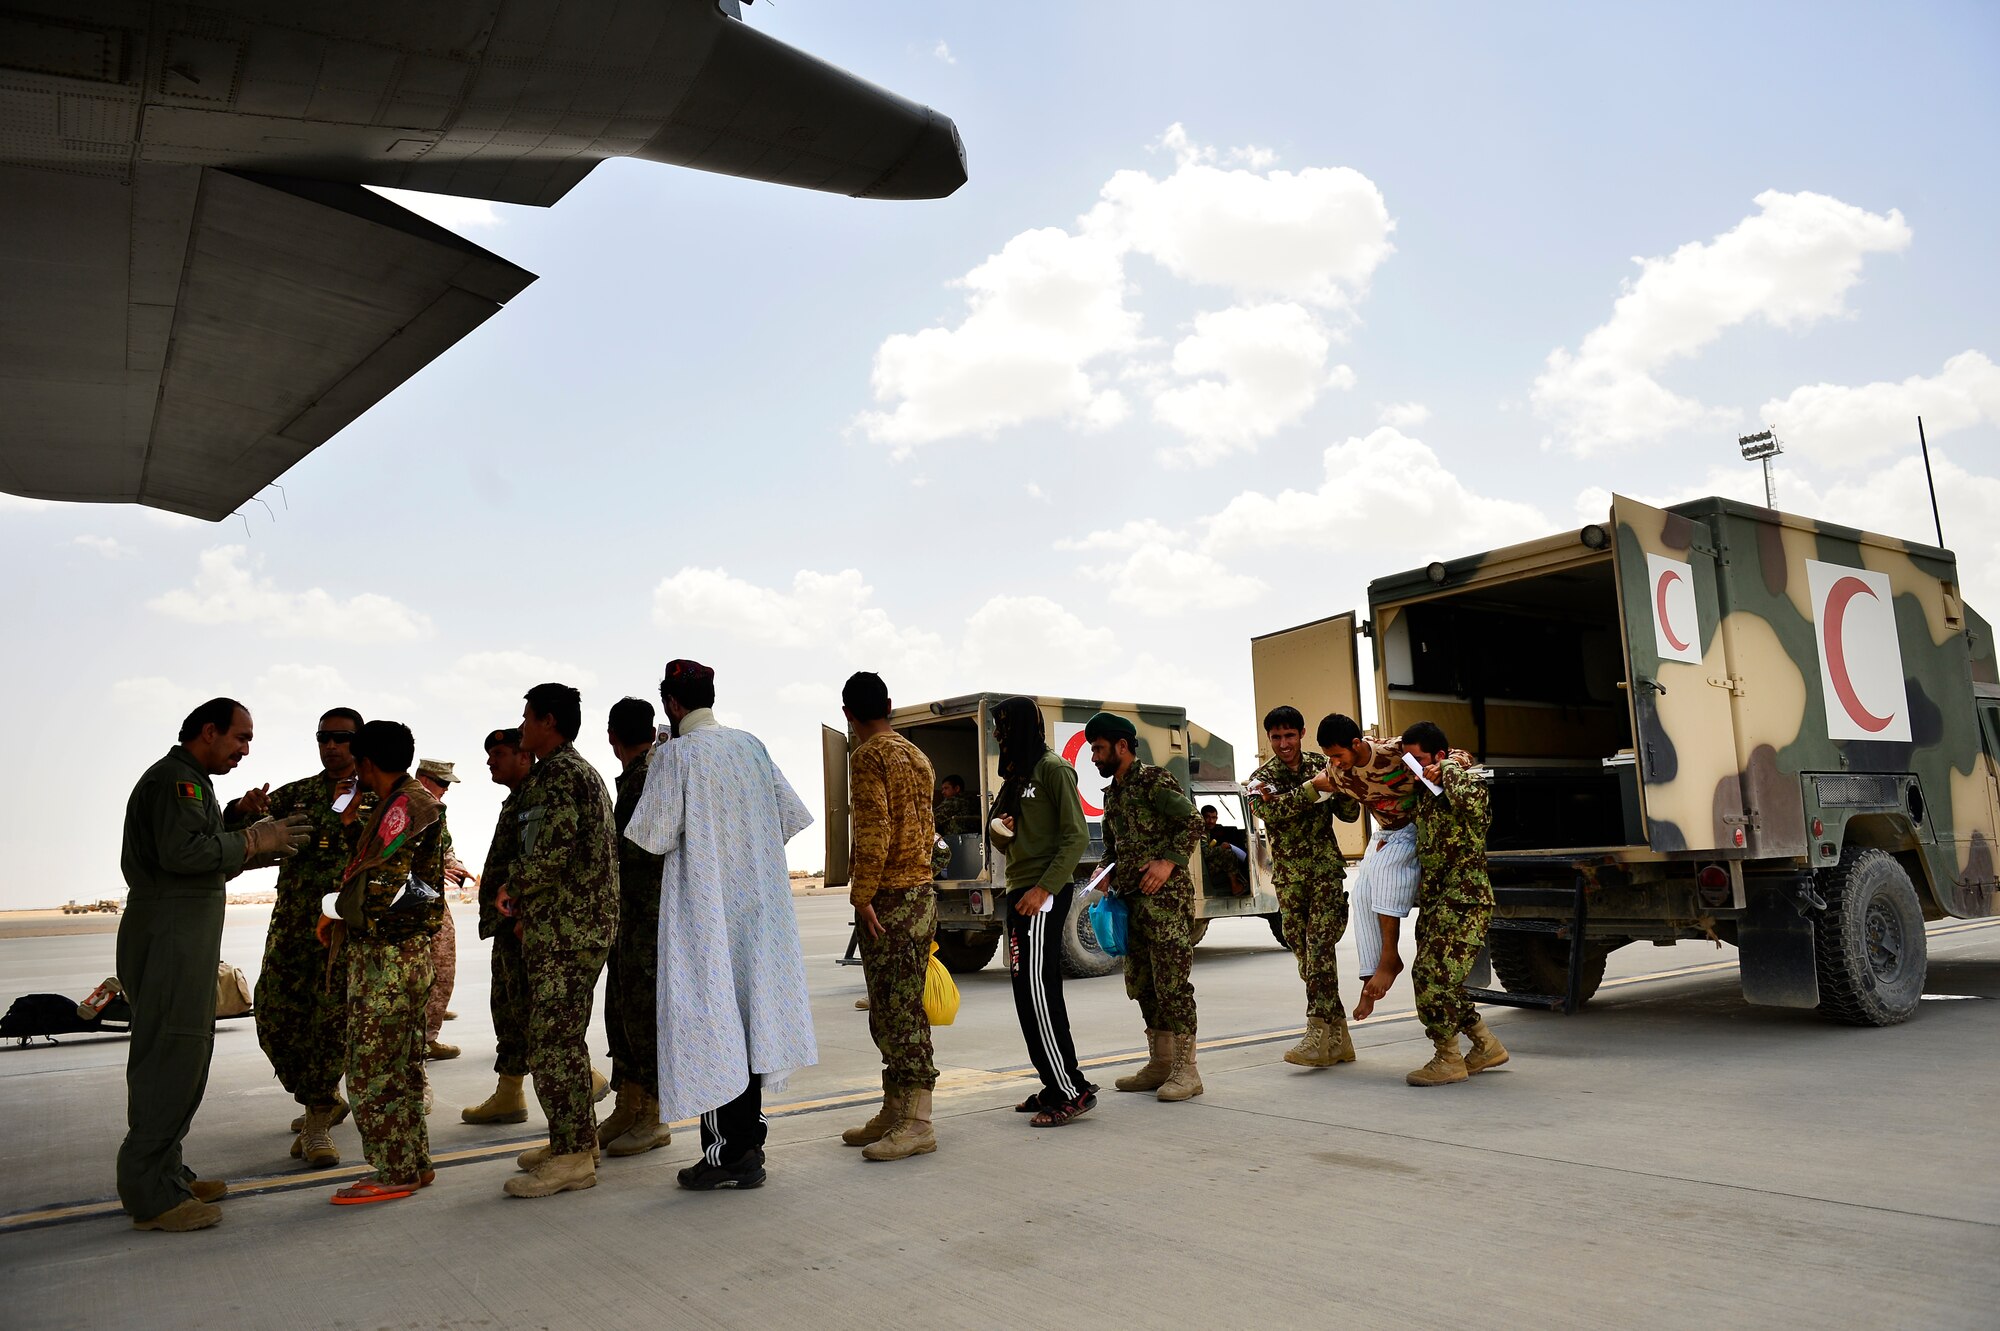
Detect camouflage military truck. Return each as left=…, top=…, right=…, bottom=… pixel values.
left=821, top=693, right=1285, bottom=977
left=1253, top=495, right=1998, bottom=1026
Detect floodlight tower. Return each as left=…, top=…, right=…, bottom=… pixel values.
left=1738, top=428, right=1783, bottom=509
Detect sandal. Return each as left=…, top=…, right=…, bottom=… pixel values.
left=1014, top=1095, right=1043, bottom=1113
left=1030, top=1091, right=1097, bottom=1128
left=331, top=1178, right=418, bottom=1205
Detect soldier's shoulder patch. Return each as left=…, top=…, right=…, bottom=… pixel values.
left=175, top=780, right=202, bottom=801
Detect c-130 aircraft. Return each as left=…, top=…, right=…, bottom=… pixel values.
left=0, top=0, right=966, bottom=520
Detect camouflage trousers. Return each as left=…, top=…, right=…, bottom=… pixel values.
left=606, top=883, right=659, bottom=1092
left=345, top=934, right=434, bottom=1183
left=857, top=887, right=937, bottom=1091
left=1414, top=894, right=1492, bottom=1042
left=423, top=906, right=457, bottom=1043
left=489, top=929, right=529, bottom=1077
left=525, top=944, right=609, bottom=1155
left=1276, top=871, right=1349, bottom=1022
left=254, top=917, right=347, bottom=1108
left=1123, top=886, right=1196, bottom=1036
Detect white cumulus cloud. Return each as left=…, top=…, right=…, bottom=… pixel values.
left=1378, top=401, right=1431, bottom=428
left=1059, top=520, right=1267, bottom=615
left=1151, top=302, right=1353, bottom=462
left=1760, top=350, right=2000, bottom=467
left=1533, top=190, right=1912, bottom=453
left=422, top=650, right=598, bottom=716
left=931, top=39, right=955, bottom=64
left=148, top=546, right=433, bottom=641
left=73, top=535, right=134, bottom=559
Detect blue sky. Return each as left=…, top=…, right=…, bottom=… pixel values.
left=4, top=1, right=1997, bottom=908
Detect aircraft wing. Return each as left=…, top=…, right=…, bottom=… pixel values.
left=0, top=165, right=534, bottom=521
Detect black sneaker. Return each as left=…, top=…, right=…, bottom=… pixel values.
left=676, top=1150, right=766, bottom=1191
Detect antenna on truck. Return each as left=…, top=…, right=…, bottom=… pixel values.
left=1916, top=416, right=1945, bottom=548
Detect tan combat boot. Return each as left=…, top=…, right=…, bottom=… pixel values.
left=1406, top=1034, right=1469, bottom=1086
left=862, top=1088, right=936, bottom=1161
left=590, top=1068, right=612, bottom=1103
left=1283, top=1016, right=1334, bottom=1067
left=463, top=1074, right=529, bottom=1125
left=517, top=1140, right=601, bottom=1171
left=607, top=1092, right=673, bottom=1157
left=1156, top=1031, right=1203, bottom=1102
left=1114, top=1029, right=1170, bottom=1092
left=504, top=1150, right=597, bottom=1198
left=1327, top=1014, right=1357, bottom=1064
left=841, top=1081, right=906, bottom=1147
left=131, top=1197, right=222, bottom=1233
left=290, top=1094, right=349, bottom=1135
left=299, top=1104, right=341, bottom=1168
left=596, top=1081, right=641, bottom=1147
left=1463, top=1018, right=1510, bottom=1074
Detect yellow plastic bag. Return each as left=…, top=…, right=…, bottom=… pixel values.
left=923, top=942, right=960, bottom=1026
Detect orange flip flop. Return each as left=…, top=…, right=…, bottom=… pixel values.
left=331, top=1178, right=418, bottom=1205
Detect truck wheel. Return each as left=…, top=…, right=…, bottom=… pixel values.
left=1489, top=932, right=1610, bottom=1008
left=1265, top=913, right=1290, bottom=950
left=933, top=929, right=1001, bottom=974
left=1060, top=889, right=1124, bottom=979
left=1812, top=847, right=1926, bottom=1027
left=1190, top=918, right=1211, bottom=946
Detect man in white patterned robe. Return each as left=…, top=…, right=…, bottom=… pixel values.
left=625, top=659, right=817, bottom=1191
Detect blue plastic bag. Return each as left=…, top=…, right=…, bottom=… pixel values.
left=1088, top=890, right=1129, bottom=957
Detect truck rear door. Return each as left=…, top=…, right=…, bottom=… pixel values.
left=1610, top=495, right=1748, bottom=853
left=820, top=724, right=850, bottom=889
left=1250, top=611, right=1370, bottom=860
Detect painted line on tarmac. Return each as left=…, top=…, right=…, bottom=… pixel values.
left=6, top=917, right=1994, bottom=1236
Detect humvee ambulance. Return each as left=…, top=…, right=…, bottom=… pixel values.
left=821, top=693, right=1285, bottom=978
left=1254, top=495, right=1999, bottom=1026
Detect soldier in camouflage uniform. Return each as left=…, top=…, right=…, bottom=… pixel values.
left=503, top=683, right=620, bottom=1198
left=415, top=759, right=468, bottom=1062
left=327, top=720, right=447, bottom=1206
left=1088, top=712, right=1205, bottom=1102
left=933, top=776, right=979, bottom=836
left=1398, top=721, right=1509, bottom=1086
left=837, top=672, right=942, bottom=1162
left=1247, top=706, right=1362, bottom=1069
left=224, top=708, right=374, bottom=1168
left=596, top=697, right=672, bottom=1157
left=462, top=728, right=535, bottom=1125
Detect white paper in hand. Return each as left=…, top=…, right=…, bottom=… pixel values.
left=1083, top=861, right=1116, bottom=896
left=1403, top=751, right=1444, bottom=796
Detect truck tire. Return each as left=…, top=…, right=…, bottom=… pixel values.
left=1060, top=889, right=1124, bottom=979
left=1489, top=932, right=1611, bottom=1008
left=933, top=929, right=1001, bottom=974
left=1265, top=913, right=1290, bottom=950
left=1190, top=918, right=1211, bottom=946
left=1812, top=847, right=1927, bottom=1027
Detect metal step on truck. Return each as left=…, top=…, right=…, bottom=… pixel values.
left=821, top=693, right=1287, bottom=978
left=1253, top=494, right=1999, bottom=1026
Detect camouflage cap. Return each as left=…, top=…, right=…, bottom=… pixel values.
left=416, top=758, right=460, bottom=785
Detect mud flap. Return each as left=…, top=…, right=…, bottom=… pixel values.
left=1738, top=888, right=1820, bottom=1008
left=1467, top=945, right=1492, bottom=990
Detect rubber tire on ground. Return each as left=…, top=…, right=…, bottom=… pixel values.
left=932, top=929, right=1001, bottom=974
left=1264, top=913, right=1290, bottom=950
left=1488, top=932, right=1613, bottom=1008
left=1190, top=917, right=1211, bottom=946
left=1060, top=888, right=1124, bottom=979
left=1812, top=847, right=1927, bottom=1027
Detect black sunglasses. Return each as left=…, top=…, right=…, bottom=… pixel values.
left=315, top=729, right=356, bottom=744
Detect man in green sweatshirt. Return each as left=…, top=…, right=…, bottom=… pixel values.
left=985, top=696, right=1095, bottom=1127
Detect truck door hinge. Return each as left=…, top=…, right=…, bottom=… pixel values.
left=1721, top=809, right=1759, bottom=827
left=1706, top=674, right=1745, bottom=696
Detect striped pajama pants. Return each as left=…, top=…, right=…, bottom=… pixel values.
left=1349, top=822, right=1420, bottom=978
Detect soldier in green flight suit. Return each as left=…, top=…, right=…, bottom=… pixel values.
left=118, top=697, right=310, bottom=1232
left=325, top=720, right=448, bottom=1206
left=225, top=706, right=374, bottom=1169
left=1087, top=712, right=1206, bottom=1103
left=504, top=683, right=621, bottom=1199
left=1399, top=721, right=1511, bottom=1087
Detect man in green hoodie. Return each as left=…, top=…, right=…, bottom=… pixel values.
left=986, top=697, right=1095, bottom=1127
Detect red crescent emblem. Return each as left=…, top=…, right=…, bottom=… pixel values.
left=1824, top=576, right=1895, bottom=733
left=1061, top=731, right=1105, bottom=817
left=1655, top=568, right=1691, bottom=653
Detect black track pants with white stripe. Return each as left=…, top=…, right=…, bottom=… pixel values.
left=698, top=1072, right=766, bottom=1167
left=1006, top=887, right=1087, bottom=1106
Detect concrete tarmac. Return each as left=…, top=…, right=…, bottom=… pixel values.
left=1, top=898, right=1996, bottom=1329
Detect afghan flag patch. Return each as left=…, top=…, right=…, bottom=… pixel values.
left=175, top=780, right=202, bottom=802
left=377, top=798, right=411, bottom=856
